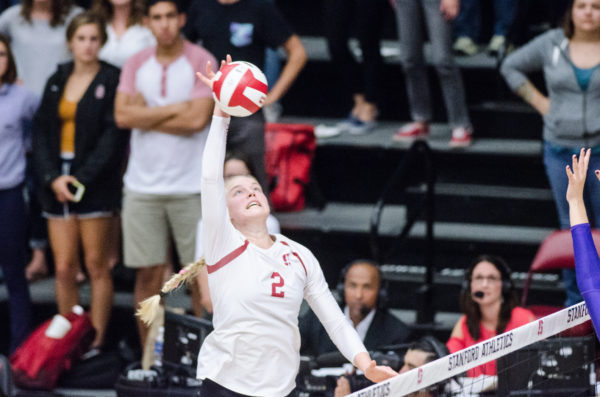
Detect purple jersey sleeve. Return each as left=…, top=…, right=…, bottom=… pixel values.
left=571, top=222, right=600, bottom=340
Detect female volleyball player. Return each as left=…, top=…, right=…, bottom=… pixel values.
left=191, top=57, right=398, bottom=396
left=567, top=148, right=600, bottom=341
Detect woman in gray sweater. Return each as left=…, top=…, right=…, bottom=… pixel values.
left=501, top=0, right=600, bottom=306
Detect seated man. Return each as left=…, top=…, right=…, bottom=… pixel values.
left=300, top=259, right=411, bottom=357
left=334, top=337, right=448, bottom=396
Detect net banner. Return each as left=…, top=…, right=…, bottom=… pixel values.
left=349, top=301, right=591, bottom=397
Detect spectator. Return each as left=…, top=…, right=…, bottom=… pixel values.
left=114, top=0, right=216, bottom=348
left=324, top=0, right=391, bottom=135
left=446, top=255, right=535, bottom=376
left=391, top=0, right=474, bottom=148
left=194, top=150, right=280, bottom=314
left=0, top=0, right=82, bottom=96
left=0, top=0, right=83, bottom=283
left=92, top=0, right=155, bottom=68
left=89, top=0, right=155, bottom=279
left=32, top=12, right=128, bottom=349
left=334, top=337, right=449, bottom=396
left=500, top=0, right=600, bottom=306
left=452, top=0, right=519, bottom=57
left=300, top=260, right=411, bottom=357
left=184, top=0, right=306, bottom=191
left=0, top=33, right=37, bottom=353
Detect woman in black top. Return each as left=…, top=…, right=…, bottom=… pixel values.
left=33, top=11, right=128, bottom=349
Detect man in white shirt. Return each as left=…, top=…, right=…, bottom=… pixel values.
left=114, top=0, right=216, bottom=348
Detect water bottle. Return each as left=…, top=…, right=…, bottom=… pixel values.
left=153, top=326, right=164, bottom=367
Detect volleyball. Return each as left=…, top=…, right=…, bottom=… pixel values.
left=212, top=61, right=268, bottom=117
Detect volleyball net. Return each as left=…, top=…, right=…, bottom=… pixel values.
left=350, top=301, right=597, bottom=397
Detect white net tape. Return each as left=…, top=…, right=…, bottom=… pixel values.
left=349, top=301, right=592, bottom=397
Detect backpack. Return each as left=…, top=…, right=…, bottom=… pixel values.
left=265, top=123, right=316, bottom=212
left=10, top=307, right=95, bottom=390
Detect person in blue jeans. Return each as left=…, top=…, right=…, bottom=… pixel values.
left=0, top=34, right=37, bottom=353
left=392, top=0, right=474, bottom=147
left=501, top=0, right=600, bottom=306
left=452, top=0, right=519, bottom=56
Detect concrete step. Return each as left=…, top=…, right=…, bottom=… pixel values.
left=275, top=202, right=555, bottom=275
left=278, top=116, right=549, bottom=204
left=470, top=100, right=543, bottom=140
left=275, top=202, right=554, bottom=244
left=406, top=182, right=557, bottom=227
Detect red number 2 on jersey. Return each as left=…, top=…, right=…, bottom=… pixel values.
left=271, top=272, right=285, bottom=298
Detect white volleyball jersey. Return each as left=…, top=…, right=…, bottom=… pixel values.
left=197, top=116, right=366, bottom=396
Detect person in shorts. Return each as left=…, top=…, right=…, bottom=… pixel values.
left=114, top=0, right=216, bottom=348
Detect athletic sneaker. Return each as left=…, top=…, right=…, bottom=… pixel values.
left=453, top=36, right=478, bottom=56
left=487, top=35, right=506, bottom=56
left=336, top=113, right=360, bottom=130
left=315, top=124, right=342, bottom=139
left=348, top=118, right=377, bottom=135
left=392, top=122, right=430, bottom=141
left=449, top=126, right=473, bottom=148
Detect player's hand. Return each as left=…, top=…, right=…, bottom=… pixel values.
left=334, top=376, right=352, bottom=397
left=197, top=55, right=232, bottom=118
left=51, top=175, right=77, bottom=203
left=196, top=54, right=232, bottom=89
left=566, top=148, right=591, bottom=204
left=363, top=360, right=397, bottom=383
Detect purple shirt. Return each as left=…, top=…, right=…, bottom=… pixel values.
left=0, top=83, right=39, bottom=189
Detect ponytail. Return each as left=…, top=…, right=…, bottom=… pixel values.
left=136, top=258, right=207, bottom=325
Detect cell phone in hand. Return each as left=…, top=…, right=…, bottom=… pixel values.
left=69, top=180, right=85, bottom=202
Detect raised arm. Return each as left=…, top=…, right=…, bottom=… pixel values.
left=567, top=148, right=600, bottom=341
left=566, top=148, right=592, bottom=226
left=197, top=57, right=245, bottom=265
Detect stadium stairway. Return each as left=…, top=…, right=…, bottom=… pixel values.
left=272, top=35, right=566, bottom=323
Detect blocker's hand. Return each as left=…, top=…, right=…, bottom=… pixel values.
left=566, top=148, right=591, bottom=205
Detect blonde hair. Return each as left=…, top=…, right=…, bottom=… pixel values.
left=136, top=258, right=207, bottom=325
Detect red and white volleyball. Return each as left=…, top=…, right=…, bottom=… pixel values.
left=212, top=61, right=268, bottom=117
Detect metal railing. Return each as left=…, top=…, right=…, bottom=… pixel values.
left=369, top=140, right=436, bottom=324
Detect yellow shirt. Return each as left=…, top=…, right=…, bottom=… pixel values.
left=59, top=95, right=77, bottom=158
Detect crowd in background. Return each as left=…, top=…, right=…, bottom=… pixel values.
left=0, top=0, right=599, bottom=384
